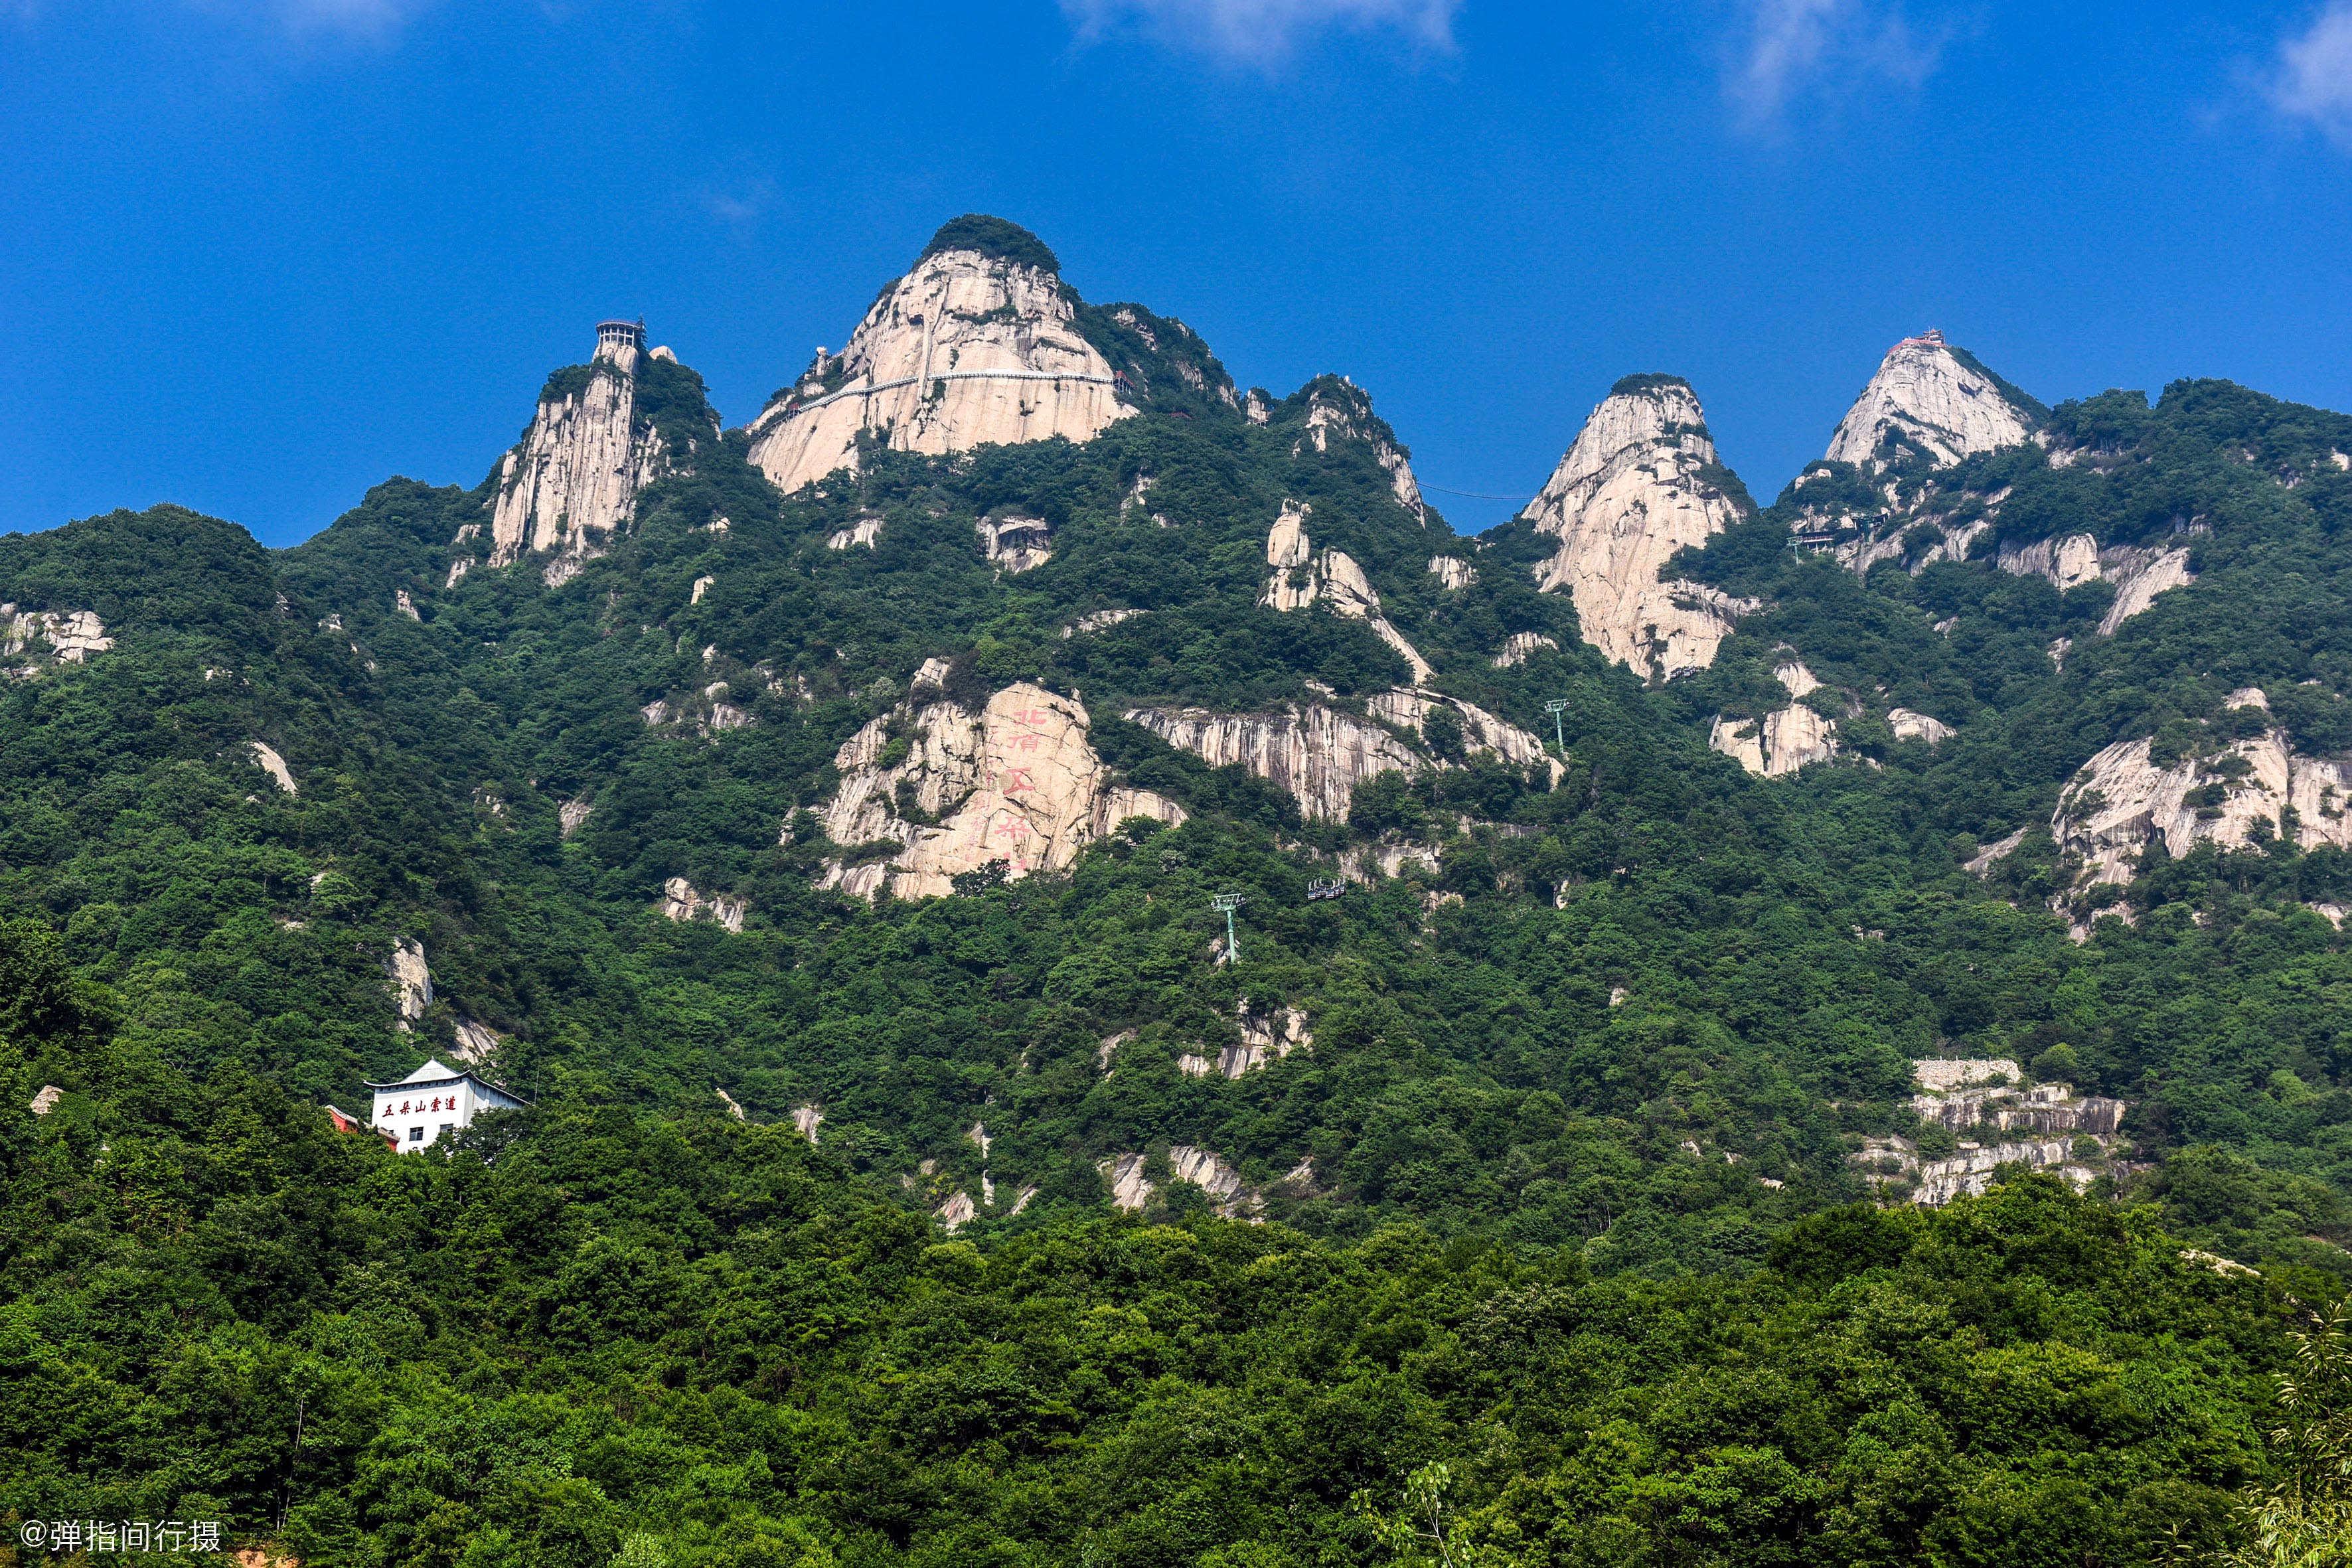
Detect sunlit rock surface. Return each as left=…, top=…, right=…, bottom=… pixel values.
left=819, top=682, right=1184, bottom=899
left=1826, top=329, right=2037, bottom=470
left=746, top=239, right=1131, bottom=493
left=1525, top=377, right=1753, bottom=678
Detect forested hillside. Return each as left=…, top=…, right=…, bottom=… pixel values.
left=7, top=217, right=2352, bottom=1562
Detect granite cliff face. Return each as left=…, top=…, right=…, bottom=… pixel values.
left=1525, top=377, right=1753, bottom=679
left=1997, top=532, right=2198, bottom=633
left=1826, top=329, right=2038, bottom=471
left=1707, top=659, right=1842, bottom=777
left=1291, top=380, right=1425, bottom=522
left=1257, top=501, right=1434, bottom=683
left=1127, top=690, right=1551, bottom=821
left=746, top=226, right=1131, bottom=494
left=491, top=321, right=680, bottom=582
left=1, top=605, right=112, bottom=677
left=1125, top=703, right=1421, bottom=822
left=1855, top=1059, right=2128, bottom=1206
left=2052, top=692, right=2352, bottom=886
left=817, top=681, right=1184, bottom=900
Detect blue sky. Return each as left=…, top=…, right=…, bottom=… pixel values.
left=5, top=0, right=2351, bottom=544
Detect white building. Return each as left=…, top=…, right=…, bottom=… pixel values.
left=365, top=1058, right=528, bottom=1151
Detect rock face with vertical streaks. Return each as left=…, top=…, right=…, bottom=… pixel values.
left=1123, top=704, right=1420, bottom=823
left=1525, top=376, right=1755, bottom=679
left=1996, top=532, right=2199, bottom=632
left=491, top=321, right=676, bottom=578
left=1826, top=329, right=2038, bottom=471
left=1257, top=501, right=1434, bottom=683
left=745, top=219, right=1131, bottom=493
left=2053, top=710, right=2352, bottom=888
left=816, top=681, right=1184, bottom=900
left=1127, top=690, right=1552, bottom=821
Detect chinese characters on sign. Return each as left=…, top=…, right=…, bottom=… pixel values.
left=20, top=1518, right=224, bottom=1552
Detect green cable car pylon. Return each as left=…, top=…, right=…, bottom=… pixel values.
left=1211, top=892, right=1247, bottom=965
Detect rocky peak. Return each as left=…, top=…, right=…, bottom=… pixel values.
left=746, top=216, right=1132, bottom=494
left=1825, top=329, right=2039, bottom=471
left=489, top=320, right=687, bottom=582
left=1525, top=375, right=1754, bottom=679
left=1285, top=377, right=1425, bottom=521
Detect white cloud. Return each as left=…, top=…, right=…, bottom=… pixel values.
left=1724, top=0, right=1944, bottom=125
left=699, top=177, right=779, bottom=240
left=1060, top=0, right=1458, bottom=66
left=2269, top=1, right=2352, bottom=147
left=183, top=0, right=432, bottom=41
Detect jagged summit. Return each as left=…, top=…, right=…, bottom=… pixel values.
left=1825, top=329, right=2041, bottom=471
left=487, top=320, right=714, bottom=586
left=745, top=218, right=1132, bottom=494
left=1524, top=376, right=1754, bottom=680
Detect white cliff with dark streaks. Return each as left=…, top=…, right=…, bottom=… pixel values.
left=1825, top=329, right=2037, bottom=470
left=1524, top=378, right=1754, bottom=679
left=491, top=321, right=678, bottom=579
left=746, top=242, right=1130, bottom=493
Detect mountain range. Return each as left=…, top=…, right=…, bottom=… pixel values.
left=7, top=213, right=2352, bottom=1566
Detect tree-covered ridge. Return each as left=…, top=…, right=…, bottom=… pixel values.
left=0, top=917, right=2307, bottom=1565
left=915, top=212, right=1062, bottom=274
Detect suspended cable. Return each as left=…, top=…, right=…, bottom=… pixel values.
left=1421, top=483, right=1536, bottom=501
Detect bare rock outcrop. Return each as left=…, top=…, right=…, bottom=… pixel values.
left=1707, top=660, right=1840, bottom=777
left=661, top=876, right=746, bottom=932
left=1258, top=501, right=1433, bottom=682
left=3, top=605, right=113, bottom=676
left=1524, top=376, right=1754, bottom=679
left=1101, top=1146, right=1253, bottom=1217
left=1366, top=690, right=1553, bottom=770
left=1826, top=329, right=2037, bottom=471
left=1889, top=708, right=1956, bottom=744
left=1854, top=1058, right=2128, bottom=1206
left=1181, top=1001, right=1313, bottom=1079
left=1127, top=688, right=1549, bottom=822
left=746, top=223, right=1130, bottom=493
left=1493, top=632, right=1559, bottom=668
left=977, top=514, right=1053, bottom=574
left=386, top=937, right=431, bottom=1030
left=817, top=681, right=1184, bottom=900
left=2053, top=725, right=2352, bottom=886
left=491, top=321, right=682, bottom=578
left=1126, top=703, right=1415, bottom=821
left=247, top=742, right=298, bottom=795
left=1996, top=532, right=2197, bottom=632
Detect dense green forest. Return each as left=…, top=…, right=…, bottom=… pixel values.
left=10, top=218, right=2352, bottom=1561
left=0, top=917, right=2327, bottom=1565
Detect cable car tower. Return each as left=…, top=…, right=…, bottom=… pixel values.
left=1210, top=892, right=1247, bottom=964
